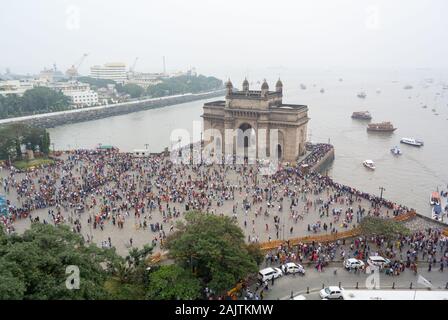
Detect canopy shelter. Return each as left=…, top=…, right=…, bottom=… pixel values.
left=0, top=194, right=7, bottom=216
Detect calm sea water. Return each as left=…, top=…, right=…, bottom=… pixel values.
left=49, top=68, right=448, bottom=217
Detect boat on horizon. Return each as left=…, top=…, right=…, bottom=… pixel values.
left=367, top=122, right=397, bottom=132
left=357, top=92, right=367, bottom=99
left=400, top=138, right=424, bottom=147
left=403, top=85, right=413, bottom=90
left=351, top=111, right=372, bottom=120
left=363, top=160, right=375, bottom=170
left=390, top=146, right=402, bottom=155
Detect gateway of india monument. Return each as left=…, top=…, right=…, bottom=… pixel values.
left=202, top=78, right=309, bottom=163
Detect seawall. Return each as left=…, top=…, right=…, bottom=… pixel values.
left=0, top=89, right=225, bottom=129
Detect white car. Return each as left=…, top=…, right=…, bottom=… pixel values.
left=281, top=262, right=305, bottom=275
left=258, top=267, right=283, bottom=283
left=320, top=286, right=344, bottom=300
left=344, top=258, right=365, bottom=270
left=367, top=256, right=391, bottom=268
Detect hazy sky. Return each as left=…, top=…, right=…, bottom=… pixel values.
left=1, top=0, right=447, bottom=75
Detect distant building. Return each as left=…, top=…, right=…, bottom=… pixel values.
left=48, top=81, right=98, bottom=107
left=126, top=72, right=163, bottom=89
left=90, top=63, right=127, bottom=83
left=63, top=90, right=98, bottom=107
left=0, top=79, right=34, bottom=96
left=38, top=67, right=65, bottom=83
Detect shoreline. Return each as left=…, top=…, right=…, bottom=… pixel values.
left=0, top=89, right=225, bottom=129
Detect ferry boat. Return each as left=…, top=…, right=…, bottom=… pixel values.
left=357, top=92, right=367, bottom=99
left=363, top=160, right=375, bottom=170
left=351, top=111, right=372, bottom=120
left=390, top=146, right=402, bottom=155
left=367, top=122, right=397, bottom=132
left=400, top=138, right=424, bottom=147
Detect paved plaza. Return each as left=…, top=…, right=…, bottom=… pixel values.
left=0, top=148, right=406, bottom=256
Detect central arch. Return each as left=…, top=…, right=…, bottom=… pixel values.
left=237, top=122, right=256, bottom=162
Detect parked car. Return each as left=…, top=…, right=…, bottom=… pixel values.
left=367, top=256, right=391, bottom=268
left=258, top=267, right=283, bottom=283
left=344, top=258, right=365, bottom=270
left=281, top=262, right=305, bottom=275
left=320, top=286, right=344, bottom=300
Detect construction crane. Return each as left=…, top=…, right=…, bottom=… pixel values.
left=130, top=57, right=139, bottom=73
left=66, top=53, right=89, bottom=79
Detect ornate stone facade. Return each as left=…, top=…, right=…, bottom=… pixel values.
left=202, top=78, right=309, bottom=162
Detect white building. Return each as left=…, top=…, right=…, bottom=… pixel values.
left=47, top=81, right=99, bottom=107
left=90, top=63, right=127, bottom=84
left=0, top=79, right=34, bottom=96
left=126, top=72, right=163, bottom=88
left=63, top=90, right=98, bottom=107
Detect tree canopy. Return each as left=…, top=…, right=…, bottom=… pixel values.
left=0, top=124, right=51, bottom=160
left=0, top=87, right=70, bottom=119
left=146, top=74, right=223, bottom=98
left=146, top=265, right=201, bottom=300
left=359, top=216, right=411, bottom=239
left=165, top=211, right=261, bottom=294
left=116, top=83, right=145, bottom=98
left=0, top=223, right=120, bottom=300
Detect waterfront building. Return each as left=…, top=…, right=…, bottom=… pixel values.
left=202, top=79, right=309, bottom=162
left=63, top=90, right=98, bottom=107
left=48, top=81, right=98, bottom=107
left=0, top=79, right=34, bottom=96
left=90, top=63, right=127, bottom=84
left=126, top=72, right=163, bottom=88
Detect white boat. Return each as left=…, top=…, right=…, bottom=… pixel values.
left=400, top=138, right=424, bottom=147
left=363, top=160, right=375, bottom=170
left=390, top=146, right=402, bottom=155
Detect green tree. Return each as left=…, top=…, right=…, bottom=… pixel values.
left=359, top=216, right=411, bottom=240
left=0, top=87, right=70, bottom=120
left=0, top=223, right=120, bottom=300
left=165, top=211, right=259, bottom=294
left=146, top=265, right=201, bottom=300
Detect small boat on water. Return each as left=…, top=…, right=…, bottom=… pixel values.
left=357, top=92, right=367, bottom=99
left=403, top=85, right=413, bottom=90
left=367, top=122, right=397, bottom=132
left=363, top=160, right=375, bottom=170
left=390, top=146, right=402, bottom=155
left=351, top=111, right=372, bottom=120
left=300, top=84, right=307, bottom=90
left=320, top=88, right=325, bottom=93
left=400, top=138, right=424, bottom=147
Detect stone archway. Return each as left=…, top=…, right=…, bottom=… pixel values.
left=237, top=122, right=256, bottom=161
left=277, top=144, right=282, bottom=160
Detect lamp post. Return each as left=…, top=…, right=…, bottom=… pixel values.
left=379, top=186, right=386, bottom=200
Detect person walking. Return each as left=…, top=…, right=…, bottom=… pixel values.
left=428, top=262, right=432, bottom=272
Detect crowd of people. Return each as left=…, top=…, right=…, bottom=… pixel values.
left=0, top=143, right=429, bottom=256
